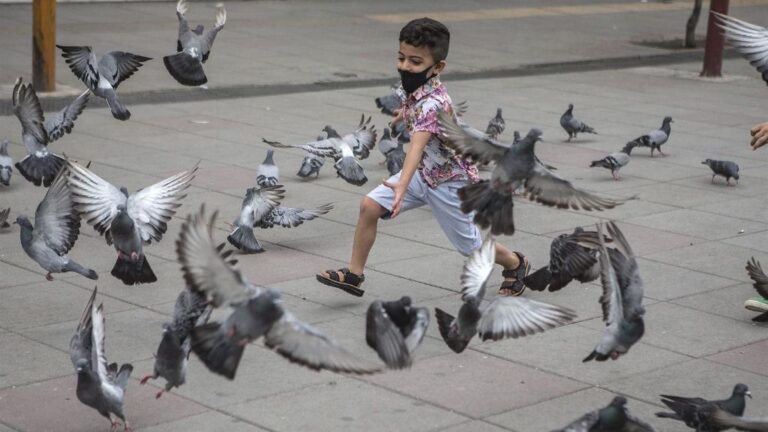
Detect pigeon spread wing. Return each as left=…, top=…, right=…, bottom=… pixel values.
left=257, top=203, right=333, bottom=229
left=477, top=297, right=576, bottom=341
left=66, top=161, right=129, bottom=236
left=714, top=12, right=768, bottom=84
left=201, top=4, right=226, bottom=58
left=460, top=235, right=495, bottom=303
left=746, top=257, right=768, bottom=298
left=262, top=137, right=341, bottom=159
left=366, top=301, right=410, bottom=368
left=99, top=51, right=152, bottom=88
left=91, top=303, right=111, bottom=386
left=525, top=164, right=630, bottom=211
left=346, top=115, right=377, bottom=160
left=44, top=90, right=90, bottom=142
left=12, top=78, right=48, bottom=145
left=34, top=167, right=80, bottom=255
left=57, top=45, right=100, bottom=90
left=70, top=287, right=97, bottom=368
left=438, top=112, right=509, bottom=164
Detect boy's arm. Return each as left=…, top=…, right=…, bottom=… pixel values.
left=383, top=131, right=430, bottom=218
left=751, top=121, right=768, bottom=150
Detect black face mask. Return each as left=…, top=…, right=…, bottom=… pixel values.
left=398, top=64, right=436, bottom=94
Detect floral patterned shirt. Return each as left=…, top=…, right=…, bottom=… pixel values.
left=397, top=76, right=480, bottom=189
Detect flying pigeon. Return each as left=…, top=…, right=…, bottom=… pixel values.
left=70, top=287, right=133, bottom=431
left=297, top=146, right=325, bottom=179
left=434, top=236, right=576, bottom=354
left=524, top=227, right=604, bottom=292
left=438, top=112, right=631, bottom=235
left=12, top=78, right=89, bottom=187
left=177, top=206, right=382, bottom=379
left=713, top=12, right=768, bottom=85
left=256, top=149, right=279, bottom=187
left=140, top=287, right=212, bottom=398
left=57, top=45, right=151, bottom=121
left=485, top=108, right=505, bottom=139
left=378, top=128, right=405, bottom=176
left=0, top=140, right=12, bottom=186
left=512, top=130, right=557, bottom=172
left=374, top=82, right=403, bottom=116
left=745, top=258, right=768, bottom=322
left=628, top=116, right=673, bottom=157
left=0, top=207, right=10, bottom=229
left=656, top=384, right=752, bottom=430
left=366, top=296, right=429, bottom=369
left=579, top=222, right=645, bottom=362
left=553, top=396, right=657, bottom=432
left=15, top=168, right=97, bottom=281
left=66, top=160, right=197, bottom=285
left=590, top=142, right=637, bottom=180
left=560, top=103, right=597, bottom=142
left=702, top=159, right=740, bottom=186
left=164, top=0, right=226, bottom=87
left=263, top=114, right=377, bottom=186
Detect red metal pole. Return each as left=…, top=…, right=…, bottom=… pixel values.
left=701, top=0, right=730, bottom=77
left=33, top=0, right=56, bottom=92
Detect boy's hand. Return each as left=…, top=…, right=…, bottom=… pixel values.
left=389, top=110, right=404, bottom=129
left=751, top=122, right=768, bottom=150
left=383, top=179, right=406, bottom=218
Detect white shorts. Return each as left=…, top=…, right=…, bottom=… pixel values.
left=366, top=172, right=482, bottom=256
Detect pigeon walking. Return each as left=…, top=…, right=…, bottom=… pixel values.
left=66, top=160, right=197, bottom=285
left=0, top=140, right=12, bottom=186
left=702, top=159, right=740, bottom=186
left=713, top=12, right=768, bottom=85
left=178, top=206, right=382, bottom=379
left=438, top=112, right=631, bottom=235
left=164, top=0, right=226, bottom=87
left=590, top=142, right=637, bottom=180
left=0, top=207, right=10, bottom=229
left=256, top=149, right=279, bottom=187
left=57, top=45, right=151, bottom=121
left=656, top=384, right=752, bottom=430
left=366, top=296, right=429, bottom=369
left=485, top=108, right=505, bottom=139
left=140, top=287, right=212, bottom=398
left=297, top=148, right=325, bottom=179
left=15, top=168, right=97, bottom=281
left=70, top=287, right=133, bottom=431
left=745, top=258, right=768, bottom=322
left=524, top=227, right=604, bottom=292
left=560, top=103, right=597, bottom=142
left=629, top=116, right=673, bottom=157
left=12, top=78, right=89, bottom=187
left=434, top=236, right=576, bottom=353
left=553, top=396, right=657, bottom=432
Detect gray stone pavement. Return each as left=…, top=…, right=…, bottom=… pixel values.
left=2, top=1, right=768, bottom=431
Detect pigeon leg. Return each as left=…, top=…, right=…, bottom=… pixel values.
left=123, top=420, right=131, bottom=432
left=658, top=148, right=666, bottom=157
left=139, top=374, right=154, bottom=384
left=46, top=272, right=54, bottom=281
left=110, top=418, right=119, bottom=432
left=612, top=171, right=619, bottom=181
left=712, top=175, right=716, bottom=184
left=155, top=389, right=165, bottom=399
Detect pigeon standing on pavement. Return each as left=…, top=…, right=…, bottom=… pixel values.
left=702, top=159, right=740, bottom=186
left=66, top=160, right=197, bottom=285
left=629, top=116, right=673, bottom=157
left=140, top=287, right=212, bottom=398
left=485, top=108, right=506, bottom=139
left=256, top=149, right=279, bottom=187
left=12, top=78, right=89, bottom=187
left=164, top=0, right=226, bottom=87
left=15, top=168, right=98, bottom=281
left=57, top=45, right=151, bottom=121
left=744, top=258, right=768, bottom=322
left=524, top=227, right=603, bottom=292
left=438, top=112, right=631, bottom=235
left=713, top=12, right=768, bottom=85
left=553, top=396, right=657, bottom=432
left=0, top=207, right=10, bottom=229
left=590, top=142, right=637, bottom=180
left=655, top=384, right=752, bottom=430
left=0, top=140, right=12, bottom=186
left=177, top=206, right=382, bottom=379
left=366, top=296, right=429, bottom=369
left=70, top=287, right=133, bottom=431
left=560, top=103, right=597, bottom=142
left=434, top=236, right=577, bottom=353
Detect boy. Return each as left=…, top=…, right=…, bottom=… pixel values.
left=317, top=17, right=530, bottom=297
left=745, top=120, right=768, bottom=315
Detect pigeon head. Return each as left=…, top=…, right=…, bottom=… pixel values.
left=14, top=215, right=32, bottom=229
left=263, top=149, right=275, bottom=165
left=382, top=128, right=391, bottom=139
left=0, top=166, right=10, bottom=186
left=119, top=187, right=130, bottom=198
left=399, top=296, right=412, bottom=307
left=0, top=139, right=8, bottom=155
left=701, top=159, right=713, bottom=166
left=610, top=396, right=628, bottom=407
left=733, top=383, right=752, bottom=398
left=512, top=130, right=521, bottom=143
left=323, top=126, right=341, bottom=139
left=192, top=24, right=204, bottom=35
left=526, top=128, right=543, bottom=142
left=75, top=358, right=89, bottom=372
left=663, top=116, right=673, bottom=124
left=567, top=103, right=574, bottom=111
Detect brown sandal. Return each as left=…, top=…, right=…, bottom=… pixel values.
left=499, top=252, right=530, bottom=296
left=316, top=268, right=365, bottom=297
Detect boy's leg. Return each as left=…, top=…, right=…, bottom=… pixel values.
left=349, top=197, right=388, bottom=275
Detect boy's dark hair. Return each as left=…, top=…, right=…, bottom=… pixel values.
left=399, top=17, right=450, bottom=62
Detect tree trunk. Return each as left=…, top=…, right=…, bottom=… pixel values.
left=685, top=0, right=703, bottom=48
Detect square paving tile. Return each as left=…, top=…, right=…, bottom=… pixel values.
left=0, top=333, right=72, bottom=389
left=138, top=411, right=267, bottom=432
left=644, top=241, right=760, bottom=283
left=625, top=209, right=767, bottom=241
left=707, top=339, right=768, bottom=377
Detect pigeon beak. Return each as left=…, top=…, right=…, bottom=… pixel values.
left=747, top=391, right=753, bottom=398
left=12, top=221, right=17, bottom=225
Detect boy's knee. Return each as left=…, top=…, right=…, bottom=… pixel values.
left=360, top=197, right=385, bottom=219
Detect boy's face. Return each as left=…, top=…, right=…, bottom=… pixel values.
left=398, top=42, right=445, bottom=75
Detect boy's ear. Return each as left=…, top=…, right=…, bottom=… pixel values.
left=433, top=60, right=447, bottom=75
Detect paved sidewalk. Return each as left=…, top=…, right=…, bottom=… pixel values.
left=2, top=1, right=768, bottom=431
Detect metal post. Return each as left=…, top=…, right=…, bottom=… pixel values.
left=33, top=0, right=56, bottom=92
left=701, top=0, right=729, bottom=77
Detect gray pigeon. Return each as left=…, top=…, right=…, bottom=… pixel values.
left=374, top=82, right=403, bottom=116
left=629, top=116, right=673, bottom=157
left=702, top=159, right=740, bottom=186
left=66, top=160, right=197, bottom=285
left=178, top=206, right=382, bottom=379
left=57, top=45, right=151, bottom=121
left=0, top=207, right=10, bottom=229
left=0, top=140, right=12, bottom=186
left=485, top=108, right=505, bottom=139
left=379, top=128, right=405, bottom=176
left=714, top=12, right=768, bottom=85
left=553, top=396, right=657, bottom=432
left=70, top=287, right=133, bottom=431
left=707, top=406, right=768, bottom=432
left=590, top=142, right=637, bottom=180
left=656, top=384, right=752, bottom=430
left=164, top=0, right=226, bottom=87
left=579, top=222, right=645, bottom=362
left=15, top=168, right=97, bottom=281
left=438, top=112, right=632, bottom=235
left=434, top=236, right=576, bottom=353
left=378, top=128, right=398, bottom=158
left=297, top=144, right=325, bottom=179
left=745, top=258, right=768, bottom=322
left=366, top=296, right=429, bottom=369
left=524, top=227, right=604, bottom=292
left=140, top=287, right=212, bottom=398
left=392, top=119, right=411, bottom=144
left=12, top=77, right=89, bottom=187
left=256, top=149, right=279, bottom=187
left=560, top=103, right=597, bottom=142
